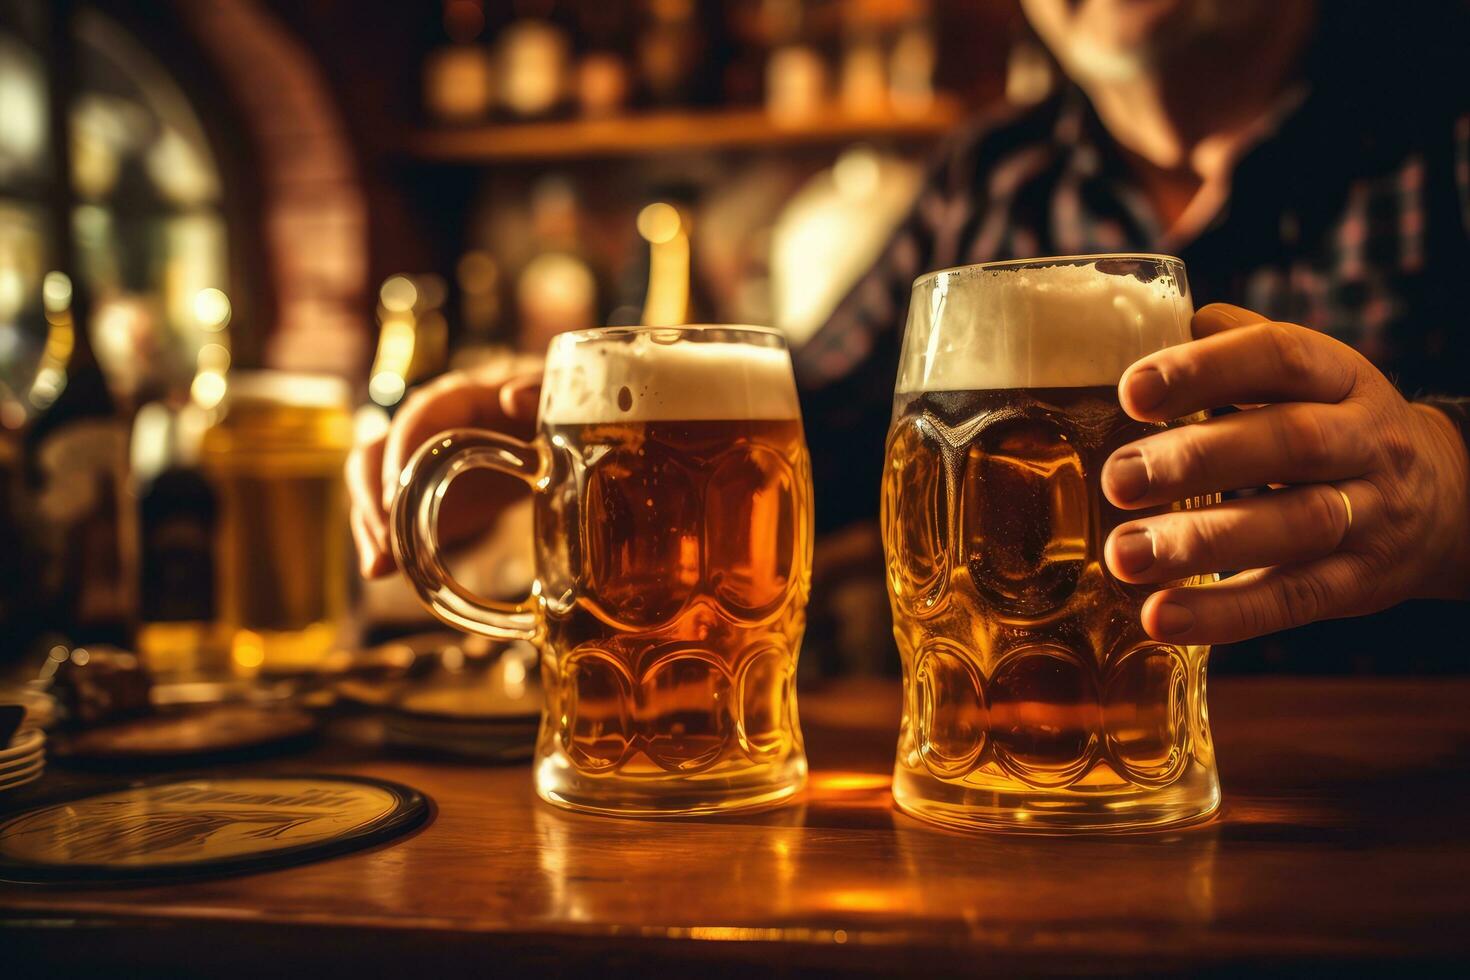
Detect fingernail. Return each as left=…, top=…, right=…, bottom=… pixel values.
left=1154, top=601, right=1195, bottom=637
left=1124, top=366, right=1168, bottom=412
left=1195, top=302, right=1261, bottom=331
left=1106, top=451, right=1150, bottom=503
left=1111, top=527, right=1155, bottom=575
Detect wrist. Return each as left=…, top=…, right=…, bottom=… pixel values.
left=1414, top=402, right=1470, bottom=601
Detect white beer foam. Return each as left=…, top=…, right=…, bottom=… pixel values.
left=896, top=259, right=1193, bottom=392
left=540, top=328, right=801, bottom=423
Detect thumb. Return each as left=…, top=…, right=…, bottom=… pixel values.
left=499, top=374, right=542, bottom=421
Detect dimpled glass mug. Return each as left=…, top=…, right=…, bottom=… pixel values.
left=883, top=255, right=1221, bottom=833
left=392, top=326, right=813, bottom=816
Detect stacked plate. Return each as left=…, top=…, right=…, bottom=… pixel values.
left=383, top=683, right=541, bottom=761
left=334, top=634, right=542, bottom=761
left=0, top=728, right=46, bottom=794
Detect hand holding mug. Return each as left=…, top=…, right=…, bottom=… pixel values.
left=1104, top=303, right=1470, bottom=645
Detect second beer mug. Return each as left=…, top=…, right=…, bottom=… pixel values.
left=883, top=255, right=1221, bottom=833
left=392, top=326, right=812, bottom=816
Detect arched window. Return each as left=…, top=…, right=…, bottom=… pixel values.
left=0, top=6, right=54, bottom=422
left=0, top=0, right=234, bottom=423
left=72, top=7, right=231, bottom=403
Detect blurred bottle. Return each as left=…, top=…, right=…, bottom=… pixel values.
left=451, top=250, right=505, bottom=369
left=573, top=3, right=632, bottom=118
left=424, top=0, right=496, bottom=123
left=27, top=270, right=135, bottom=649
left=763, top=0, right=829, bottom=124
left=612, top=185, right=714, bottom=328
left=636, top=199, right=691, bottom=326
left=636, top=0, right=719, bottom=108
left=365, top=272, right=452, bottom=414
left=835, top=0, right=934, bottom=119
left=496, top=1, right=572, bottom=118
left=721, top=1, right=769, bottom=106
left=515, top=176, right=600, bottom=352
left=132, top=398, right=219, bottom=678
left=887, top=1, right=936, bottom=118
left=839, top=2, right=888, bottom=119
left=199, top=373, right=354, bottom=676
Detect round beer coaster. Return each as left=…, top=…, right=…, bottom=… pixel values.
left=0, top=775, right=430, bottom=884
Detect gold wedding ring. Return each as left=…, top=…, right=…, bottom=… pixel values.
left=1336, top=486, right=1354, bottom=536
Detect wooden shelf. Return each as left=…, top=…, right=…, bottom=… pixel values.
left=404, top=98, right=965, bottom=163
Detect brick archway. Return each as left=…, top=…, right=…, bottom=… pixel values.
left=176, top=0, right=369, bottom=377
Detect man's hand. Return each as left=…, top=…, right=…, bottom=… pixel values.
left=347, top=365, right=542, bottom=578
left=1103, top=303, right=1470, bottom=645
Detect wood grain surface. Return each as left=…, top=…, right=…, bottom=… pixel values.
left=3, top=677, right=1469, bottom=976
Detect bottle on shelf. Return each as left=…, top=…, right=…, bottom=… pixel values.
left=573, top=3, right=632, bottom=118
left=450, top=250, right=506, bottom=369
left=423, top=0, right=496, bottom=124
left=838, top=0, right=888, bottom=118
left=636, top=0, right=717, bottom=108
left=496, top=1, right=572, bottom=118
left=614, top=184, right=713, bottom=329
left=514, top=176, right=601, bottom=352
left=887, top=1, right=937, bottom=118
left=763, top=0, right=830, bottom=124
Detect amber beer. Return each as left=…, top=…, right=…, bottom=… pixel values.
left=883, top=256, right=1221, bottom=832
left=201, top=373, right=353, bottom=675
left=393, top=326, right=811, bottom=816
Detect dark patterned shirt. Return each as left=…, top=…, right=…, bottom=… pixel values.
left=795, top=6, right=1470, bottom=673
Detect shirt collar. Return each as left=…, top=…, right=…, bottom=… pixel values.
left=1048, top=78, right=1314, bottom=252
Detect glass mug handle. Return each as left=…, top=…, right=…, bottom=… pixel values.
left=389, top=428, right=546, bottom=641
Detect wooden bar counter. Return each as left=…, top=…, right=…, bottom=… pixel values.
left=3, top=677, right=1469, bottom=975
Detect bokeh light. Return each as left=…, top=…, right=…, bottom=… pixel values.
left=190, top=369, right=227, bottom=410
left=456, top=250, right=498, bottom=294
left=368, top=371, right=407, bottom=407
left=637, top=202, right=682, bottom=245
left=41, top=271, right=73, bottom=313
left=379, top=275, right=418, bottom=313
left=444, top=0, right=485, bottom=43
left=0, top=39, right=47, bottom=179
left=354, top=403, right=390, bottom=444
left=193, top=287, right=231, bottom=330
left=232, top=630, right=265, bottom=670
left=196, top=342, right=230, bottom=373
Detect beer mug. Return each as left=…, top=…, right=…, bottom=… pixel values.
left=883, top=256, right=1220, bottom=832
left=201, top=372, right=355, bottom=674
left=392, top=326, right=812, bottom=816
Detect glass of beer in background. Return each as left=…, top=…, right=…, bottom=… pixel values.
left=883, top=255, right=1220, bottom=832
left=392, top=326, right=812, bottom=816
left=201, top=372, right=355, bottom=675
